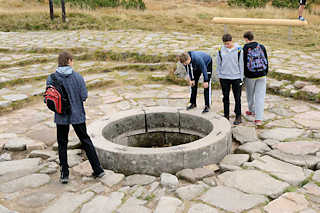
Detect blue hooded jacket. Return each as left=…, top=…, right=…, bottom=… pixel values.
left=184, top=51, right=212, bottom=82
left=46, top=66, right=88, bottom=125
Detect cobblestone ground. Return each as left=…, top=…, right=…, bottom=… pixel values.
left=0, top=30, right=319, bottom=213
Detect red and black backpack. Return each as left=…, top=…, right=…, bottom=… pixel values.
left=44, top=73, right=70, bottom=114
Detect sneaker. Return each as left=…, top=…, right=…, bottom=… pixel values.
left=245, top=111, right=255, bottom=116
left=92, top=171, right=105, bottom=179
left=60, top=169, right=69, bottom=184
left=233, top=116, right=242, bottom=125
left=298, top=16, right=305, bottom=21
left=255, top=120, right=263, bottom=126
left=202, top=106, right=210, bottom=113
left=186, top=104, right=196, bottom=110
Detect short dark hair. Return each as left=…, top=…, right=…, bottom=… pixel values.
left=222, top=34, right=232, bottom=42
left=58, top=52, right=73, bottom=67
left=243, top=31, right=254, bottom=41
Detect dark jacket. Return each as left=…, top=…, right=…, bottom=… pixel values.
left=184, top=51, right=212, bottom=82
left=46, top=66, right=87, bottom=125
left=243, top=42, right=268, bottom=79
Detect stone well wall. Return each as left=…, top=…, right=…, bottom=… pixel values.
left=89, top=107, right=232, bottom=176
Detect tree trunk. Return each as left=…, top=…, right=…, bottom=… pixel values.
left=49, top=0, right=54, bottom=20
left=61, top=0, right=66, bottom=22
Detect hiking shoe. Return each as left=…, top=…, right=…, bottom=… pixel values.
left=255, top=120, right=263, bottom=126
left=60, top=169, right=69, bottom=184
left=298, top=16, right=305, bottom=21
left=186, top=104, right=197, bottom=110
left=202, top=106, right=210, bottom=113
left=233, top=116, right=242, bottom=125
left=245, top=111, right=255, bottom=116
left=92, top=171, right=105, bottom=179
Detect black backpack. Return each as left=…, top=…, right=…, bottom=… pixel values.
left=44, top=73, right=70, bottom=114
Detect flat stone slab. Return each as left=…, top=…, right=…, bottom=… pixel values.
left=259, top=128, right=305, bottom=141
left=43, top=192, right=94, bottom=213
left=220, top=154, right=250, bottom=167
left=29, top=150, right=56, bottom=159
left=218, top=170, right=289, bottom=198
left=176, top=169, right=197, bottom=183
left=117, top=205, right=151, bottom=213
left=293, top=111, right=320, bottom=129
left=302, top=182, right=320, bottom=196
left=100, top=171, right=125, bottom=187
left=0, top=174, right=50, bottom=193
left=232, top=126, right=258, bottom=144
left=273, top=141, right=320, bottom=155
left=124, top=174, right=156, bottom=186
left=17, top=192, right=56, bottom=208
left=4, top=140, right=26, bottom=151
left=160, top=173, right=179, bottom=189
left=264, top=192, right=309, bottom=213
left=0, top=158, right=41, bottom=176
left=236, top=142, right=271, bottom=154
left=80, top=192, right=124, bottom=213
left=0, top=205, right=17, bottom=213
left=188, top=203, right=219, bottom=213
left=244, top=155, right=311, bottom=186
left=313, top=170, right=320, bottom=182
left=266, top=150, right=320, bottom=169
left=0, top=153, right=11, bottom=162
left=200, top=186, right=268, bottom=213
left=192, top=167, right=215, bottom=179
left=175, top=184, right=207, bottom=201
left=154, top=196, right=183, bottom=213
left=2, top=94, right=28, bottom=102
left=72, top=160, right=92, bottom=177
left=116, top=197, right=150, bottom=213
left=4, top=137, right=39, bottom=151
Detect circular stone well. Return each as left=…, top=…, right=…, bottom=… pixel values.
left=89, top=107, right=232, bottom=176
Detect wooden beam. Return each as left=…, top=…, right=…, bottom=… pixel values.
left=212, top=17, right=308, bottom=26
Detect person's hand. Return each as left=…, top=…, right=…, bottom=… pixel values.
left=203, top=82, right=209, bottom=88
left=189, top=80, right=195, bottom=87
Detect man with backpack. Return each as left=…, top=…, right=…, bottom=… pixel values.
left=216, top=34, right=244, bottom=125
left=45, top=52, right=105, bottom=184
left=179, top=51, right=213, bottom=113
left=243, top=31, right=268, bottom=126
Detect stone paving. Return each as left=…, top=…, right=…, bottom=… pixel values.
left=0, top=30, right=319, bottom=212
left=0, top=82, right=319, bottom=212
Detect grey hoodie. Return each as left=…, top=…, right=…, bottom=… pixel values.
left=216, top=44, right=244, bottom=81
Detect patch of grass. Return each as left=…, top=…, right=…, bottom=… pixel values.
left=284, top=186, right=298, bottom=193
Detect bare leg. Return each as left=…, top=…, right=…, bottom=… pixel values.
left=299, top=5, right=305, bottom=17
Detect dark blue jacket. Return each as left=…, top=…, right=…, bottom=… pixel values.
left=46, top=66, right=87, bottom=125
left=184, top=51, right=212, bottom=82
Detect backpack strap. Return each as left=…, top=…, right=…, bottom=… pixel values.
left=218, top=47, right=222, bottom=64
left=237, top=47, right=241, bottom=62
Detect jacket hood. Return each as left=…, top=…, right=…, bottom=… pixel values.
left=245, top=41, right=258, bottom=49
left=56, top=66, right=73, bottom=77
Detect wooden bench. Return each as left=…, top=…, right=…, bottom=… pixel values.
left=212, top=17, right=308, bottom=39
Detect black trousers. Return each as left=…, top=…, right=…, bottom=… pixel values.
left=190, top=61, right=212, bottom=107
left=57, top=123, right=104, bottom=175
left=219, top=78, right=242, bottom=119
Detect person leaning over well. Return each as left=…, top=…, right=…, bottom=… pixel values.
left=46, top=52, right=105, bottom=184
left=179, top=51, right=213, bottom=113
